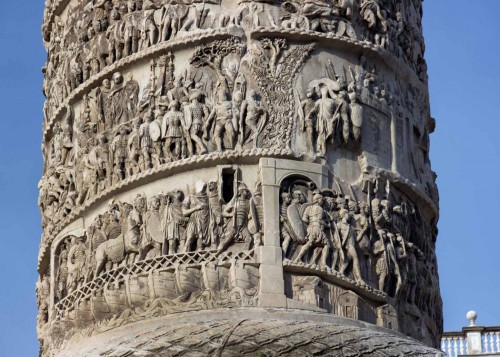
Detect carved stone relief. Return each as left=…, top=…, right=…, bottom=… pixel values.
left=279, top=175, right=441, bottom=346
left=39, top=0, right=441, bottom=355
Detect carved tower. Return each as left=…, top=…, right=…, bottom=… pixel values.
left=38, top=0, right=443, bottom=355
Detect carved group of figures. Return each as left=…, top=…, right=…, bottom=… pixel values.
left=279, top=177, right=440, bottom=316
left=42, top=0, right=426, bottom=122
left=51, top=178, right=263, bottom=302
left=40, top=36, right=322, bottom=237
left=299, top=73, right=363, bottom=156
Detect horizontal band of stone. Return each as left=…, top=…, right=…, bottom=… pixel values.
left=38, top=148, right=297, bottom=270
left=54, top=248, right=256, bottom=318
left=283, top=260, right=387, bottom=303
left=43, top=26, right=425, bottom=141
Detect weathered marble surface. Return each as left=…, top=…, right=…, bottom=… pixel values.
left=55, top=309, right=444, bottom=357
left=37, top=0, right=441, bottom=355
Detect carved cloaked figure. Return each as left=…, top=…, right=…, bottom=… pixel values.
left=183, top=181, right=210, bottom=252
left=161, top=190, right=185, bottom=255
left=184, top=91, right=208, bottom=155
left=162, top=100, right=186, bottom=160
left=314, top=85, right=336, bottom=156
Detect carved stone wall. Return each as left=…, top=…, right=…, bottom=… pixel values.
left=38, top=1, right=442, bottom=356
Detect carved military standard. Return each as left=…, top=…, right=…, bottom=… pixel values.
left=38, top=1, right=443, bottom=355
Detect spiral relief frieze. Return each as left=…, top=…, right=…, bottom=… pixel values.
left=37, top=1, right=441, bottom=356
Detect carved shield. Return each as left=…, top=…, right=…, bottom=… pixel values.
left=350, top=103, right=363, bottom=128
left=146, top=213, right=163, bottom=243
left=287, top=203, right=306, bottom=244
left=149, top=120, right=161, bottom=142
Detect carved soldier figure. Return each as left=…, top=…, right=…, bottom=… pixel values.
left=96, top=134, right=112, bottom=189
left=161, top=190, right=185, bottom=255
left=298, top=87, right=317, bottom=153
left=406, top=242, right=423, bottom=305
left=218, top=183, right=255, bottom=253
left=335, top=91, right=351, bottom=144
left=238, top=0, right=277, bottom=28
left=314, top=84, right=336, bottom=156
left=373, top=230, right=400, bottom=295
left=280, top=191, right=293, bottom=257
left=76, top=145, right=98, bottom=203
left=204, top=91, right=235, bottom=152
left=143, top=195, right=163, bottom=256
left=348, top=90, right=363, bottom=142
left=122, top=0, right=141, bottom=56
left=97, top=79, right=113, bottom=130
left=139, top=112, right=154, bottom=170
left=36, top=272, right=51, bottom=326
left=295, top=191, right=331, bottom=268
left=91, top=215, right=108, bottom=251
left=184, top=91, right=209, bottom=155
left=249, top=182, right=264, bottom=247
left=239, top=90, right=267, bottom=148
left=167, top=78, right=189, bottom=103
left=67, top=235, right=87, bottom=293
left=106, top=7, right=123, bottom=64
left=338, top=209, right=363, bottom=282
left=162, top=100, right=186, bottom=160
left=183, top=181, right=210, bottom=252
left=141, top=3, right=159, bottom=49
left=207, top=179, right=224, bottom=249
left=111, top=126, right=130, bottom=181
left=125, top=194, right=145, bottom=264
left=56, top=243, right=69, bottom=300
left=109, top=72, right=127, bottom=125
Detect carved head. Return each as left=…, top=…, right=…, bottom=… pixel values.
left=112, top=72, right=124, bottom=86
left=195, top=181, right=207, bottom=194
left=313, top=192, right=323, bottom=205
left=169, top=100, right=180, bottom=111
left=208, top=180, right=218, bottom=192
left=281, top=192, right=291, bottom=205
left=102, top=79, right=111, bottom=90
left=111, top=8, right=121, bottom=21
left=127, top=0, right=136, bottom=12
left=149, top=196, right=160, bottom=211
left=292, top=190, right=305, bottom=204
left=134, top=194, right=147, bottom=213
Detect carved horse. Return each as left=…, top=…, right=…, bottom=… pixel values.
left=94, top=215, right=142, bottom=276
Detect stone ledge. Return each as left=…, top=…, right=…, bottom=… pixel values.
left=283, top=260, right=388, bottom=303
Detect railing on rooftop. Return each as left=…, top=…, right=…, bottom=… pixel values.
left=441, top=311, right=500, bottom=356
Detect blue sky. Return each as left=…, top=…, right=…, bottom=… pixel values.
left=0, top=1, right=498, bottom=355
